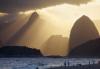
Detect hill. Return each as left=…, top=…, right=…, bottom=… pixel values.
left=0, top=46, right=43, bottom=57
left=69, top=38, right=100, bottom=57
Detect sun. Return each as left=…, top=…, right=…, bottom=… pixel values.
left=95, top=0, right=100, bottom=2
left=93, top=0, right=100, bottom=3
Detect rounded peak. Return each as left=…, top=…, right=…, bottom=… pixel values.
left=75, top=15, right=93, bottom=24
left=80, top=15, right=89, bottom=19
left=69, top=15, right=99, bottom=50
left=79, top=15, right=90, bottom=20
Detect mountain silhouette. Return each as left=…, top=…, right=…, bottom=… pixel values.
left=0, top=46, right=43, bottom=57
left=42, top=35, right=68, bottom=56
left=69, top=38, right=100, bottom=57
left=69, top=15, right=99, bottom=50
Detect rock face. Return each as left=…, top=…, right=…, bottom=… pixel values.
left=69, top=15, right=99, bottom=50
left=69, top=38, right=100, bottom=57
left=0, top=46, right=43, bottom=57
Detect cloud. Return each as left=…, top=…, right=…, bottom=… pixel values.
left=0, top=0, right=92, bottom=13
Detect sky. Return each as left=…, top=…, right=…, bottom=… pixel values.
left=36, top=0, right=100, bottom=56
left=35, top=0, right=100, bottom=37
left=18, top=0, right=100, bottom=56
left=0, top=0, right=100, bottom=56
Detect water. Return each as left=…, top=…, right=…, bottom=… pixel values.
left=0, top=58, right=99, bottom=69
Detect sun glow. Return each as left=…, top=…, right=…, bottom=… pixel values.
left=19, top=10, right=35, bottom=15
left=95, top=0, right=100, bottom=2
left=9, top=1, right=100, bottom=56
left=0, top=12, right=8, bottom=16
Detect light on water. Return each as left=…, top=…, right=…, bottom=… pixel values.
left=0, top=58, right=100, bottom=69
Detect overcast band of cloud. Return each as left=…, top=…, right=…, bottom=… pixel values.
left=0, top=0, right=91, bottom=13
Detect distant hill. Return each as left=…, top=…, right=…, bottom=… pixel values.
left=69, top=38, right=100, bottom=57
left=0, top=46, right=43, bottom=57
left=42, top=35, right=68, bottom=56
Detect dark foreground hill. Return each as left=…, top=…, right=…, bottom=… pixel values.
left=0, top=46, right=43, bottom=57
left=69, top=38, right=100, bottom=57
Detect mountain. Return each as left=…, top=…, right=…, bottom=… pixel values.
left=69, top=15, right=99, bottom=50
left=69, top=38, right=100, bottom=57
left=0, top=46, right=43, bottom=57
left=42, top=35, right=68, bottom=56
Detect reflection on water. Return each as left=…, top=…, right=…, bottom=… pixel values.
left=0, top=58, right=99, bottom=69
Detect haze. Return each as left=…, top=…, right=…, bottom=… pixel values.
left=0, top=0, right=100, bottom=56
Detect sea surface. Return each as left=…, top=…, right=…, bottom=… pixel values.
left=0, top=58, right=100, bottom=69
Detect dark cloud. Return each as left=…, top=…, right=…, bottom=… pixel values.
left=0, top=0, right=91, bottom=13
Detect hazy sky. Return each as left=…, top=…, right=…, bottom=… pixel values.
left=0, top=0, right=100, bottom=56
left=36, top=0, right=100, bottom=37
